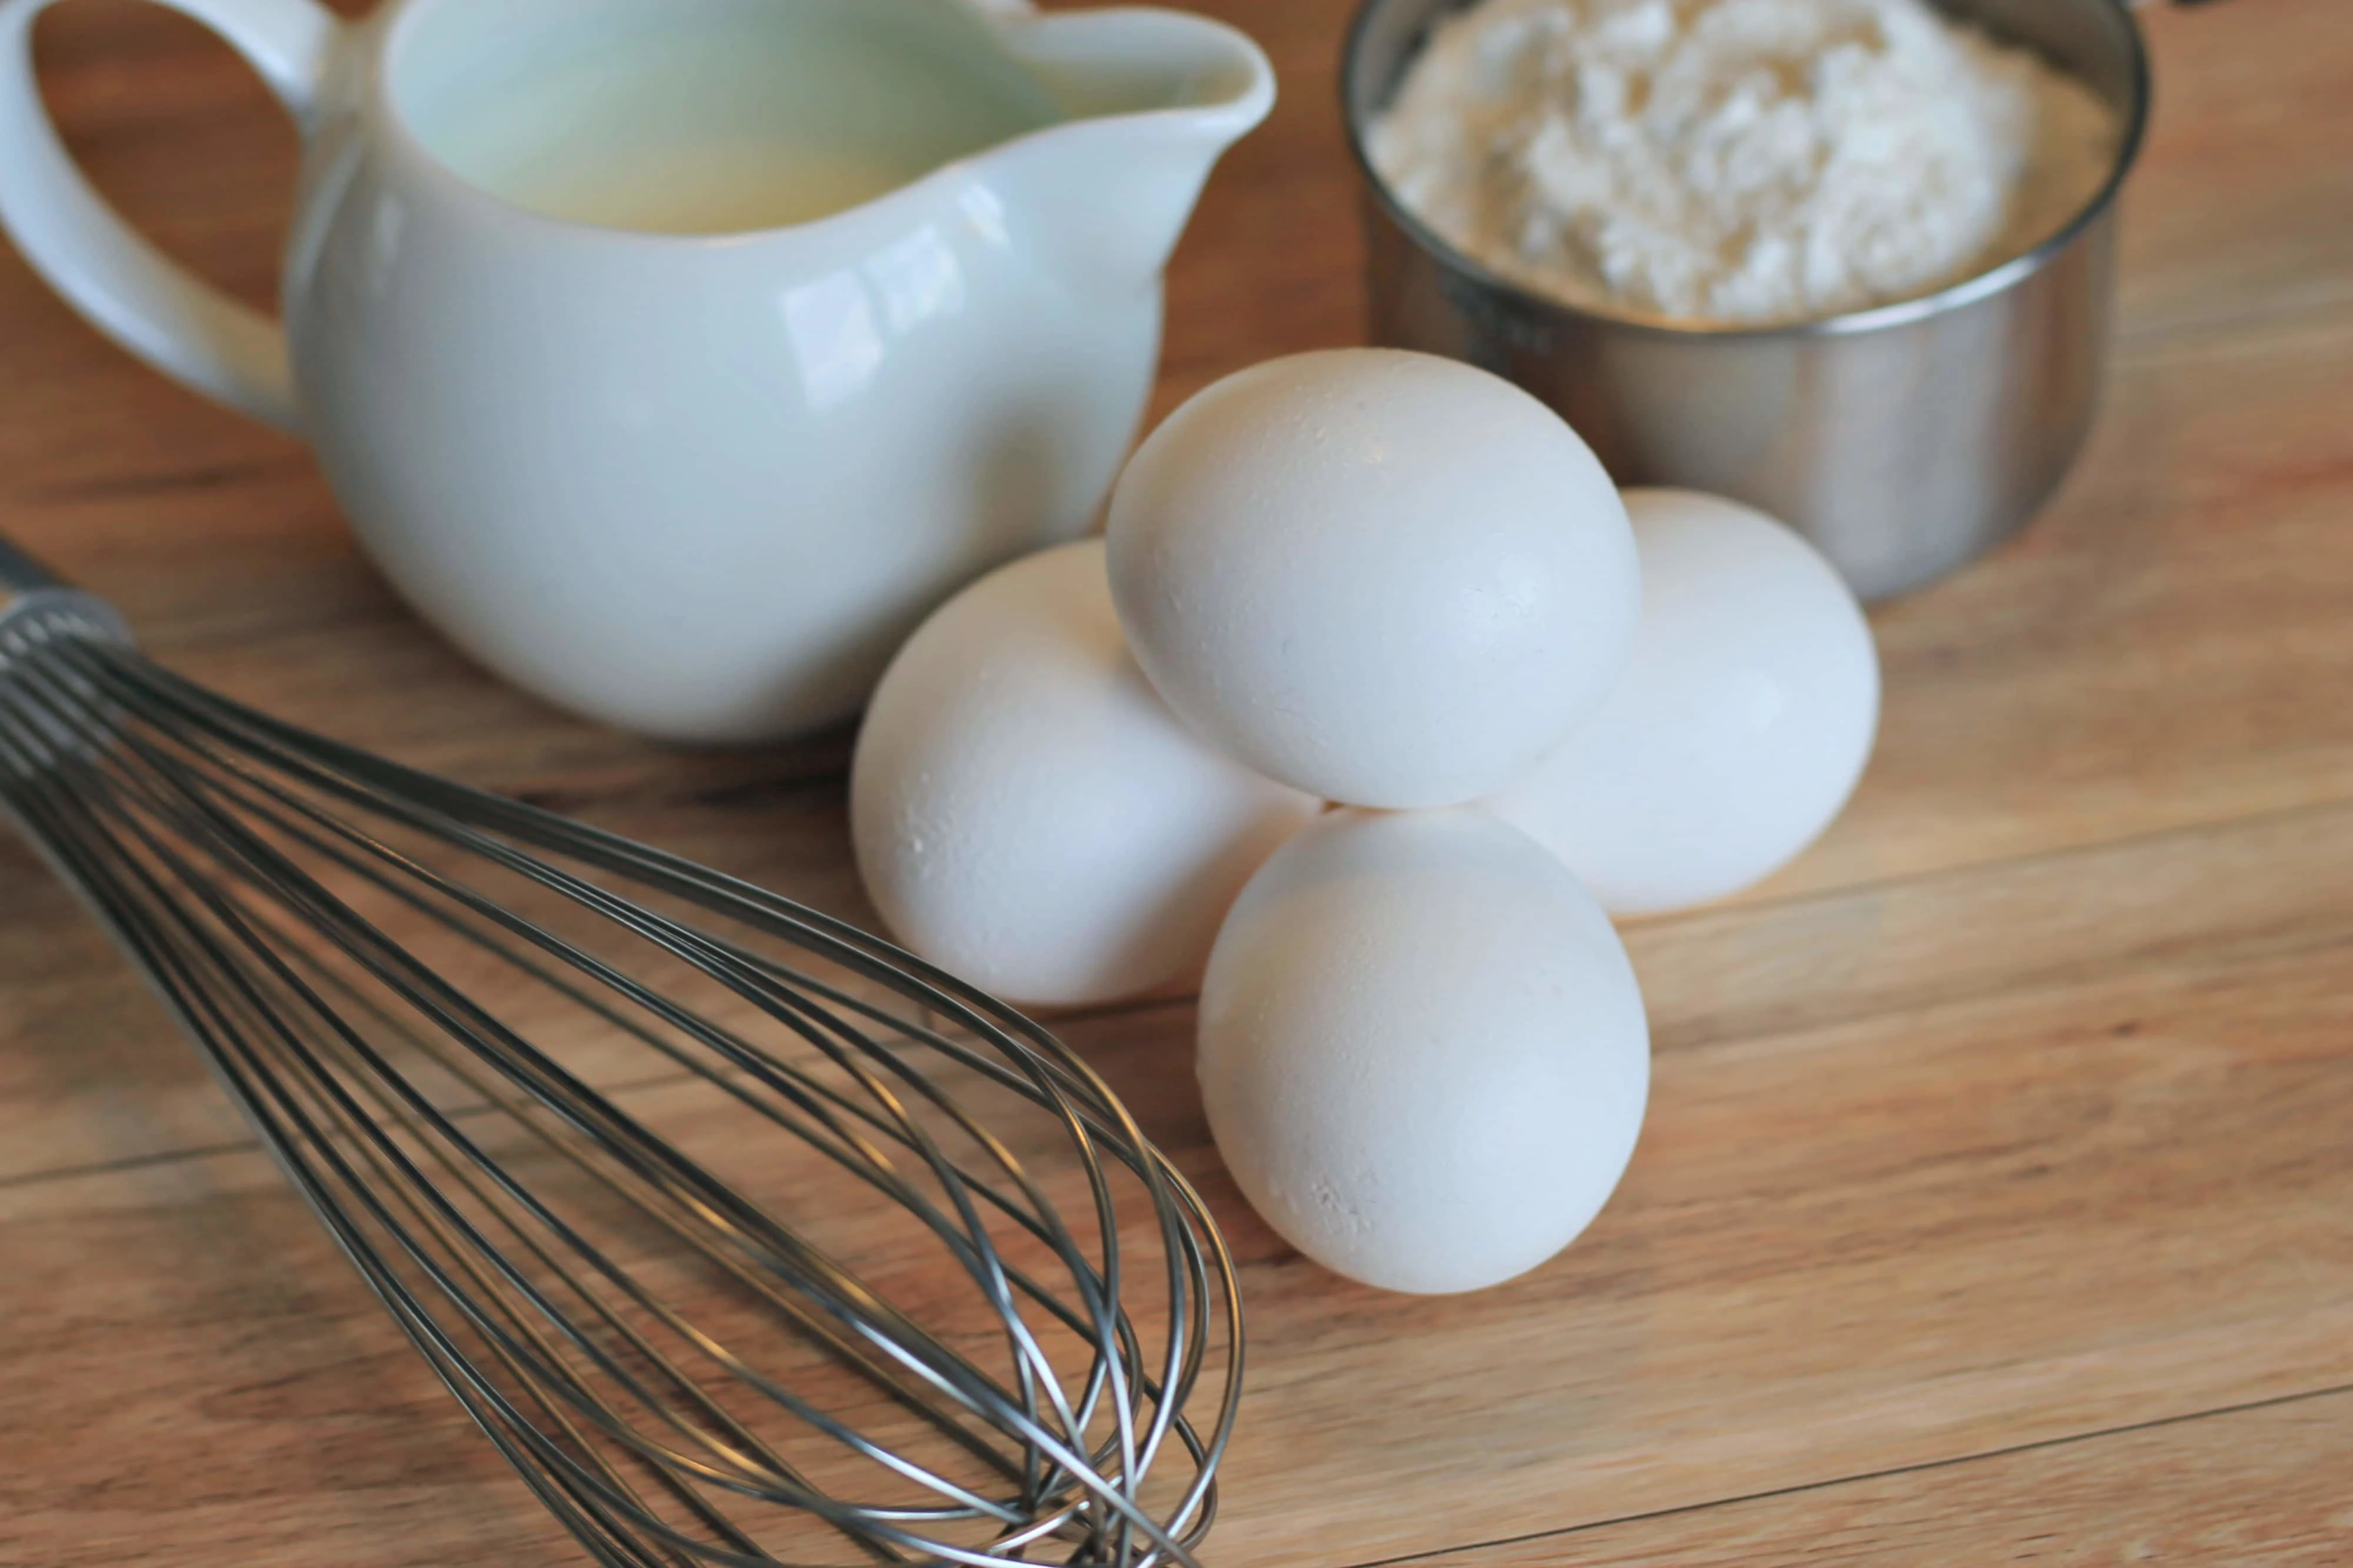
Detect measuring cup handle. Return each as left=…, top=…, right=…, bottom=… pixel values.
left=0, top=0, right=339, bottom=434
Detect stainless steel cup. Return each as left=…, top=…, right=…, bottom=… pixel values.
left=1343, top=0, right=2154, bottom=599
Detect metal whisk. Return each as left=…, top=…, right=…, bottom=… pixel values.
left=0, top=533, right=1241, bottom=1568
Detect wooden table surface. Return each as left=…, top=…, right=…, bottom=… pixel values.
left=3, top=0, right=2351, bottom=1563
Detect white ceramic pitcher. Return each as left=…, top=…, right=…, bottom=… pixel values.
left=0, top=0, right=1273, bottom=740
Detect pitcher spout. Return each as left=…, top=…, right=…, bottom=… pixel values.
left=979, top=6, right=1275, bottom=293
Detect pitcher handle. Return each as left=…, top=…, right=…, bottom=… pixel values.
left=0, top=0, right=339, bottom=433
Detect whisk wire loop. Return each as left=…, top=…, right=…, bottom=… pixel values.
left=53, top=647, right=1132, bottom=1486
left=0, top=588, right=1241, bottom=1568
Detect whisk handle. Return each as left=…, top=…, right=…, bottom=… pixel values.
left=0, top=532, right=66, bottom=594
left=0, top=533, right=131, bottom=663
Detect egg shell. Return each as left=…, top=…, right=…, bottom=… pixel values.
left=1107, top=349, right=1640, bottom=809
left=1198, top=808, right=1651, bottom=1295
left=1485, top=489, right=1881, bottom=915
left=852, top=540, right=1322, bottom=1007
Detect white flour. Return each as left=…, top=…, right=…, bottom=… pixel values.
left=1369, top=0, right=2121, bottom=325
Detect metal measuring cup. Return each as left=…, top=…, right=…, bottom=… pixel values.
left=1344, top=0, right=2196, bottom=599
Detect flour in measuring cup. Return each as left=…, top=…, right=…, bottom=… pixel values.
left=1368, top=0, right=2121, bottom=326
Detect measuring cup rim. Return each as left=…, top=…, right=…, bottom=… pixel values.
left=1339, top=0, right=2155, bottom=342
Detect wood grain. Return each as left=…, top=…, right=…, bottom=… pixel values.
left=2, top=0, right=2351, bottom=1564
left=1397, top=1388, right=2353, bottom=1567
left=6, top=913, right=2351, bottom=1565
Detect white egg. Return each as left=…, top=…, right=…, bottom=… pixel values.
left=1485, top=489, right=1881, bottom=916
left=851, top=540, right=1320, bottom=1007
left=1107, top=349, right=1640, bottom=809
left=1198, top=808, right=1651, bottom=1295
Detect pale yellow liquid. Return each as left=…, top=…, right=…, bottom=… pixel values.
left=405, top=0, right=1061, bottom=235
